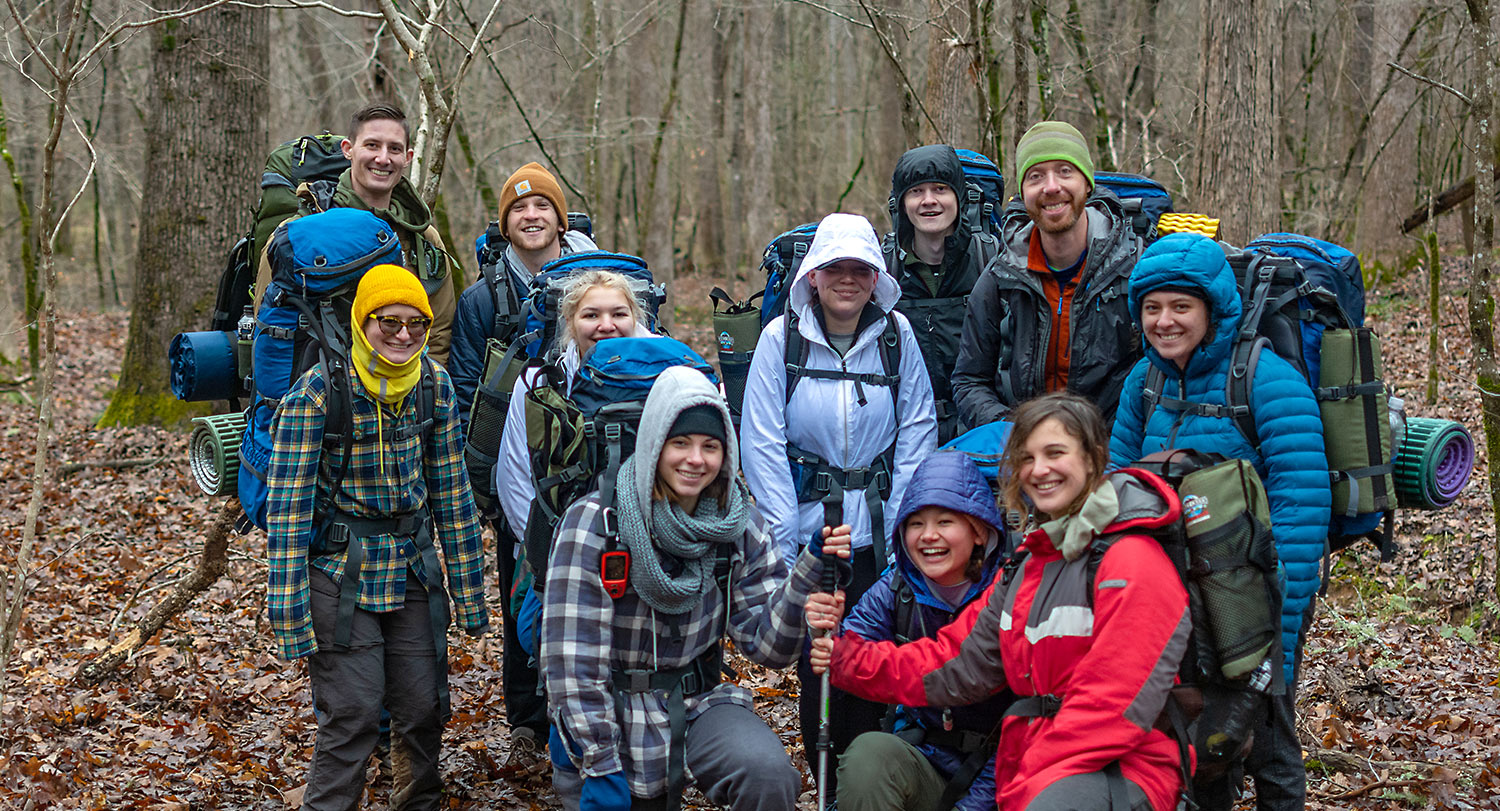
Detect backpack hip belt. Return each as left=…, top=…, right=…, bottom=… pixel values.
left=610, top=643, right=724, bottom=811
left=318, top=507, right=454, bottom=722
left=786, top=440, right=895, bottom=565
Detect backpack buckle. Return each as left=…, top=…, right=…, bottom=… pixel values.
left=604, top=422, right=622, bottom=442
left=815, top=471, right=832, bottom=494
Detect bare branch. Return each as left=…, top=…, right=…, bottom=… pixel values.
left=76, top=0, right=237, bottom=75
left=784, top=0, right=873, bottom=30
left=853, top=0, right=941, bottom=136
left=50, top=109, right=97, bottom=247
left=1388, top=60, right=1472, bottom=106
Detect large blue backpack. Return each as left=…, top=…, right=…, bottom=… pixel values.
left=1095, top=171, right=1175, bottom=241
left=519, top=336, right=718, bottom=591
left=1143, top=235, right=1398, bottom=559
left=237, top=208, right=413, bottom=530
left=954, top=148, right=1005, bottom=236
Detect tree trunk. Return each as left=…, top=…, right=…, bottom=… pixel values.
left=1193, top=0, right=1279, bottom=239
left=1029, top=0, right=1054, bottom=119
left=923, top=0, right=970, bottom=143
left=1063, top=0, right=1111, bottom=170
left=1463, top=0, right=1500, bottom=601
left=1011, top=0, right=1030, bottom=160
left=99, top=1, right=268, bottom=427
left=0, top=84, right=38, bottom=371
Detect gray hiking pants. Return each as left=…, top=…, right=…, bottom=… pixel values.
left=551, top=702, right=800, bottom=811
left=303, top=569, right=445, bottom=811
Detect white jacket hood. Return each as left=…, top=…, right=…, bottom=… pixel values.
left=788, top=213, right=901, bottom=316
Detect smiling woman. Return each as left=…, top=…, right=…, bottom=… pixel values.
left=814, top=392, right=1193, bottom=811
left=540, top=366, right=849, bottom=811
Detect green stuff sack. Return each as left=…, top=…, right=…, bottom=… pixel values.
left=463, top=339, right=530, bottom=516
left=1175, top=456, right=1279, bottom=680
left=1318, top=327, right=1396, bottom=521
left=1134, top=449, right=1279, bottom=681
left=710, top=287, right=763, bottom=425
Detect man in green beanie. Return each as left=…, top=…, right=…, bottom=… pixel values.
left=952, top=120, right=1143, bottom=425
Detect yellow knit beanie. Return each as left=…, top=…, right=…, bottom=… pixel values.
left=352, top=263, right=432, bottom=328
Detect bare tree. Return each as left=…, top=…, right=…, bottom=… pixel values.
left=1193, top=0, right=1280, bottom=238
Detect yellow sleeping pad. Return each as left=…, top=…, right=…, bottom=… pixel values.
left=1157, top=212, right=1221, bottom=239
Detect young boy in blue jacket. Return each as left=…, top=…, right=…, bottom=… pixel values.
left=834, top=451, right=1013, bottom=811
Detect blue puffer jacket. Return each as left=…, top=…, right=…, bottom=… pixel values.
left=1108, top=233, right=1330, bottom=685
left=841, top=451, right=1013, bottom=811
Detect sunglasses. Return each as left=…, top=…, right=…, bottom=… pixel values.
left=369, top=314, right=432, bottom=338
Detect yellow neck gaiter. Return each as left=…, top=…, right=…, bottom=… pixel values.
left=351, top=324, right=425, bottom=407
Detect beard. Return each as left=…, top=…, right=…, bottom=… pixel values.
left=1026, top=192, right=1087, bottom=235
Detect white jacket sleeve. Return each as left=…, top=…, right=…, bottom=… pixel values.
left=498, top=369, right=537, bottom=539
left=738, top=318, right=802, bottom=568
left=887, top=314, right=938, bottom=546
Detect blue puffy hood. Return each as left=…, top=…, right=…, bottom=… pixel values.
left=1127, top=233, right=1242, bottom=376
left=890, top=451, right=1008, bottom=610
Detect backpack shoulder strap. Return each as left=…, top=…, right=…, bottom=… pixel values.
left=784, top=311, right=809, bottom=406
left=890, top=570, right=916, bottom=645
left=1141, top=364, right=1165, bottom=428
left=1224, top=336, right=1268, bottom=447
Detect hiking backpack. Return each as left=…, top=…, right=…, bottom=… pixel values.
left=462, top=248, right=667, bottom=516
left=1094, top=171, right=1175, bottom=242
left=938, top=421, right=1014, bottom=497
left=708, top=222, right=819, bottom=426
left=210, top=133, right=350, bottom=336
left=1118, top=453, right=1282, bottom=780
left=954, top=148, right=1006, bottom=236
left=1140, top=235, right=1398, bottom=558
left=236, top=207, right=425, bottom=530
left=517, top=336, right=718, bottom=597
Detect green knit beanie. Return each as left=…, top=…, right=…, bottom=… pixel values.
left=1015, top=121, right=1095, bottom=190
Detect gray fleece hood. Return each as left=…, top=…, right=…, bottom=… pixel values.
left=627, top=365, right=736, bottom=517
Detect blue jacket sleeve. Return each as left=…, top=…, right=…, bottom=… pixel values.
left=840, top=570, right=899, bottom=643
left=1247, top=348, right=1330, bottom=681
left=1108, top=359, right=1152, bottom=470
left=448, top=278, right=495, bottom=432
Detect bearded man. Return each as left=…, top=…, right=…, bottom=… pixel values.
left=952, top=121, right=1145, bottom=425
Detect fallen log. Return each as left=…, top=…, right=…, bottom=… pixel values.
left=1401, top=166, right=1500, bottom=233
left=74, top=499, right=239, bottom=685
left=58, top=456, right=166, bottom=477
left=1305, top=746, right=1480, bottom=780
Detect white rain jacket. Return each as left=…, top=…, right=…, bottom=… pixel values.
left=740, top=213, right=938, bottom=569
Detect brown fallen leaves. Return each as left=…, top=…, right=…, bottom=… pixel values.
left=1, top=260, right=1498, bottom=809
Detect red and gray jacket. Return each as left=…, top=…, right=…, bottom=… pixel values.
left=830, top=470, right=1192, bottom=811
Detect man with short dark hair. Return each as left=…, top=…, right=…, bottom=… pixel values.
left=255, top=103, right=457, bottom=365
left=952, top=120, right=1144, bottom=426
left=884, top=144, right=998, bottom=443
left=447, top=161, right=598, bottom=772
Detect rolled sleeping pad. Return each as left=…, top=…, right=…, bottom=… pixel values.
left=169, top=331, right=240, bottom=402
left=1394, top=417, right=1475, bottom=510
left=189, top=412, right=247, bottom=497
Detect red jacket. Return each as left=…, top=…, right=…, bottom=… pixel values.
left=830, top=470, right=1192, bottom=810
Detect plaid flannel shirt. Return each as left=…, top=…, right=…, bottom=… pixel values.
left=266, top=360, right=488, bottom=660
left=541, top=493, right=824, bottom=798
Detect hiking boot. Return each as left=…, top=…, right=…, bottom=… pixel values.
left=500, top=727, right=548, bottom=779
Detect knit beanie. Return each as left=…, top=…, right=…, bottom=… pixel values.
left=1015, top=121, right=1095, bottom=190
left=498, top=162, right=568, bottom=240
left=667, top=404, right=727, bottom=444
left=353, top=263, right=433, bottom=327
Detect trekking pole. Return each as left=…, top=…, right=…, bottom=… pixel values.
left=816, top=488, right=843, bottom=811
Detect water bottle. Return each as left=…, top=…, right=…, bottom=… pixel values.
left=236, top=305, right=255, bottom=395
left=1388, top=395, right=1407, bottom=461
left=1204, top=658, right=1273, bottom=760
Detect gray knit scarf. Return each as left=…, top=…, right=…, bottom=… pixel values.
left=614, top=453, right=749, bottom=615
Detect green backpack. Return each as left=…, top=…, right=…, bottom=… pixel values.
left=210, top=133, right=350, bottom=334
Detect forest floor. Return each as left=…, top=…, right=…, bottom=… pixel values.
left=1, top=261, right=1498, bottom=810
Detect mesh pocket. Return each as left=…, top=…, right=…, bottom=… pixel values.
left=1193, top=514, right=1278, bottom=680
